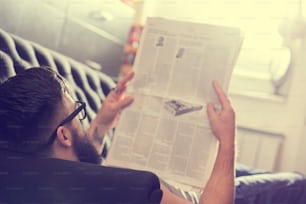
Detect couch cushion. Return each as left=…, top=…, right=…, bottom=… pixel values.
left=0, top=151, right=162, bottom=204
left=235, top=172, right=306, bottom=204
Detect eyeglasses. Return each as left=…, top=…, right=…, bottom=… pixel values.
left=37, top=101, right=87, bottom=151
left=0, top=101, right=87, bottom=154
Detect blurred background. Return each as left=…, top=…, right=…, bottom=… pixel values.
left=1, top=0, right=306, bottom=174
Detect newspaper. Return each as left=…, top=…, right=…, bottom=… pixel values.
left=105, top=17, right=243, bottom=191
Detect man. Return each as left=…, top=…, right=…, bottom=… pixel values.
left=0, top=67, right=235, bottom=204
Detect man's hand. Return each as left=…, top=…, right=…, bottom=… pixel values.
left=87, top=71, right=135, bottom=150
left=96, top=71, right=135, bottom=130
left=160, top=81, right=236, bottom=204
left=206, top=81, right=235, bottom=147
left=199, top=81, right=236, bottom=204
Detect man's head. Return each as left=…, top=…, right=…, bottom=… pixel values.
left=0, top=67, right=101, bottom=164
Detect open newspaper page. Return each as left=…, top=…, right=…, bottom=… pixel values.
left=105, top=17, right=243, bottom=191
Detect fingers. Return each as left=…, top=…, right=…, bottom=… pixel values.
left=113, top=86, right=127, bottom=95
left=212, top=80, right=231, bottom=110
left=118, top=96, right=134, bottom=110
left=114, top=71, right=135, bottom=94
left=108, top=96, right=134, bottom=116
left=206, top=103, right=216, bottom=120
left=207, top=81, right=232, bottom=118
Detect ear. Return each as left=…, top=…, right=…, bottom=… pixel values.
left=55, top=126, right=73, bottom=147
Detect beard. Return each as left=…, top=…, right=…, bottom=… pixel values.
left=71, top=129, right=102, bottom=165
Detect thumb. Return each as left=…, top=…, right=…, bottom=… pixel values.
left=117, top=96, right=134, bottom=110
left=206, top=103, right=217, bottom=120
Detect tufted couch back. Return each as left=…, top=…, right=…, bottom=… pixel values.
left=0, top=28, right=115, bottom=157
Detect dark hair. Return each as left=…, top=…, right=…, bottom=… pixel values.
left=0, top=66, right=68, bottom=153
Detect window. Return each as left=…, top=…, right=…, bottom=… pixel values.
left=144, top=0, right=294, bottom=97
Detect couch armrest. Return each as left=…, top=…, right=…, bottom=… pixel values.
left=0, top=153, right=162, bottom=204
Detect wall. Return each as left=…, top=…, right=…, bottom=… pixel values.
left=0, top=0, right=134, bottom=79
left=231, top=34, right=306, bottom=173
